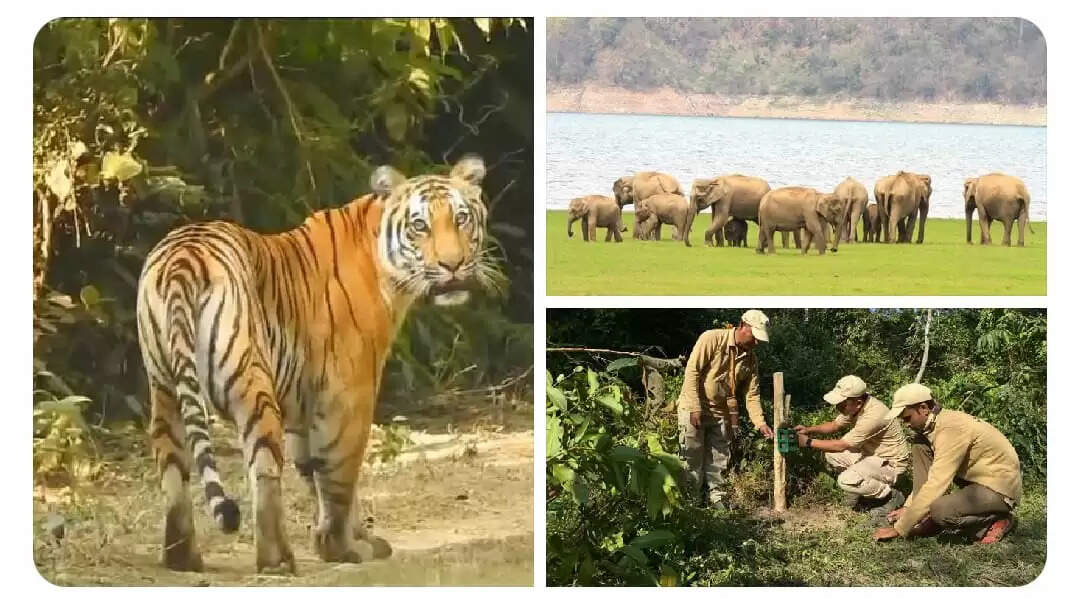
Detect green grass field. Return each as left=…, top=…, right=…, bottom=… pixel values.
left=547, top=212, right=1046, bottom=295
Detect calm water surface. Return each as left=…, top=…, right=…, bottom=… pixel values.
left=546, top=112, right=1046, bottom=220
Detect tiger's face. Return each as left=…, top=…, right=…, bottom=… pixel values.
left=372, top=155, right=503, bottom=306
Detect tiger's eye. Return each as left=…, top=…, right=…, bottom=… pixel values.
left=411, top=218, right=428, bottom=233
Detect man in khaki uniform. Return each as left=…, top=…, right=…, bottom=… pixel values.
left=873, top=383, right=1021, bottom=544
left=795, top=375, right=909, bottom=524
left=677, top=310, right=773, bottom=509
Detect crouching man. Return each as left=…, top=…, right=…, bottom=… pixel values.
left=796, top=375, right=909, bottom=524
left=873, top=383, right=1021, bottom=544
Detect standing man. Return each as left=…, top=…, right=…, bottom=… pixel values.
left=677, top=309, right=773, bottom=509
left=796, top=375, right=909, bottom=524
left=873, top=383, right=1021, bottom=544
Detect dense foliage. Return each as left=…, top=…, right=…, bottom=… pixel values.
left=32, top=18, right=533, bottom=484
left=548, top=18, right=1046, bottom=104
left=547, top=309, right=1046, bottom=585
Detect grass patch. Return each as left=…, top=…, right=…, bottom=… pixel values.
left=547, top=212, right=1046, bottom=295
left=695, top=468, right=1047, bottom=586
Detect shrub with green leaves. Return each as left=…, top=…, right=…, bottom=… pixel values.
left=546, top=366, right=684, bottom=586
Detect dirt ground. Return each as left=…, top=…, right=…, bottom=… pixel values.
left=33, top=392, right=534, bottom=586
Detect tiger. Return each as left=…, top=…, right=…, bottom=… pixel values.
left=134, top=155, right=502, bottom=573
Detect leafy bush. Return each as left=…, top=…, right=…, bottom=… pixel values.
left=546, top=366, right=683, bottom=586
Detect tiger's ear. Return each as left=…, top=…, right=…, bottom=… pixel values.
left=371, top=165, right=406, bottom=196
left=449, top=154, right=486, bottom=185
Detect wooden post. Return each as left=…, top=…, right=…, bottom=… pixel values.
left=773, top=372, right=787, bottom=512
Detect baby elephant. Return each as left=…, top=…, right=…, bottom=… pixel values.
left=724, top=218, right=749, bottom=247
left=862, top=204, right=882, bottom=242
left=567, top=195, right=627, bottom=242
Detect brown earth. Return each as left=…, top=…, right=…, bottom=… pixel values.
left=32, top=394, right=534, bottom=586
left=548, top=85, right=1046, bottom=127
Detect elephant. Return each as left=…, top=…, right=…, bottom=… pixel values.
left=873, top=175, right=897, bottom=240
left=880, top=171, right=932, bottom=243
left=756, top=187, right=845, bottom=255
left=635, top=193, right=693, bottom=242
left=963, top=173, right=1035, bottom=247
left=862, top=204, right=882, bottom=242
left=724, top=218, right=748, bottom=247
left=612, top=172, right=683, bottom=240
left=683, top=174, right=771, bottom=247
left=834, top=177, right=869, bottom=243
left=566, top=195, right=627, bottom=242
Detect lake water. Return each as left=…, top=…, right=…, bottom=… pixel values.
left=546, top=112, right=1047, bottom=220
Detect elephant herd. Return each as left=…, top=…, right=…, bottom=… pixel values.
left=565, top=170, right=1035, bottom=252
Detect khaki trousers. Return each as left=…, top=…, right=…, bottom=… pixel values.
left=911, top=440, right=1014, bottom=532
left=678, top=410, right=731, bottom=506
left=825, top=450, right=905, bottom=500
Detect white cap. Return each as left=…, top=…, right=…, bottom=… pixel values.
left=823, top=375, right=868, bottom=405
left=741, top=309, right=770, bottom=343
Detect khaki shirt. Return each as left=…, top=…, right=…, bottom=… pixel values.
left=894, top=409, right=1023, bottom=537
left=833, top=397, right=910, bottom=469
left=677, top=328, right=764, bottom=428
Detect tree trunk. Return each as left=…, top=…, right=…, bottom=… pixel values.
left=915, top=309, right=933, bottom=383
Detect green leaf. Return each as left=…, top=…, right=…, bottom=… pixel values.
left=619, top=544, right=649, bottom=566
left=659, top=564, right=679, bottom=587
left=606, top=357, right=639, bottom=372
left=578, top=551, right=596, bottom=585
left=474, top=18, right=491, bottom=38
left=572, top=415, right=592, bottom=444
left=595, top=387, right=624, bottom=416
left=45, top=160, right=72, bottom=201
left=646, top=468, right=663, bottom=519
left=546, top=415, right=564, bottom=458
left=546, top=382, right=567, bottom=412
left=609, top=445, right=644, bottom=462
left=551, top=463, right=575, bottom=485
left=79, top=285, right=101, bottom=307
left=587, top=369, right=599, bottom=395
left=384, top=104, right=408, bottom=141
left=101, top=151, right=143, bottom=182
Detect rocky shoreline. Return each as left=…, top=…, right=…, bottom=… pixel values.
left=547, top=85, right=1046, bottom=127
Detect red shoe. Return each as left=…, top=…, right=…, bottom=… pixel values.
left=978, top=516, right=1016, bottom=544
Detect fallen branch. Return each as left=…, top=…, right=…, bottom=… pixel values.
left=432, top=365, right=534, bottom=400
left=547, top=346, right=684, bottom=372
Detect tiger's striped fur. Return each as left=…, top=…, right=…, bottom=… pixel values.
left=135, top=156, right=500, bottom=573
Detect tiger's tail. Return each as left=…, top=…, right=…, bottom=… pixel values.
left=159, top=261, right=241, bottom=534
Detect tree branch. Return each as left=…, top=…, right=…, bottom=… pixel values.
left=253, top=19, right=317, bottom=195
left=915, top=308, right=932, bottom=383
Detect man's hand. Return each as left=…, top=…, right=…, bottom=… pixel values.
left=690, top=411, right=702, bottom=428
left=887, top=507, right=906, bottom=523
left=797, top=432, right=811, bottom=448
left=794, top=424, right=809, bottom=434
left=758, top=424, right=774, bottom=439
left=873, top=527, right=901, bottom=542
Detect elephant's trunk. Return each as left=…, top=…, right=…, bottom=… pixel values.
left=965, top=207, right=973, bottom=244
left=567, top=213, right=577, bottom=238
left=683, top=200, right=698, bottom=247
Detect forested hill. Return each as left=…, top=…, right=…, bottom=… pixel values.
left=547, top=18, right=1046, bottom=105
